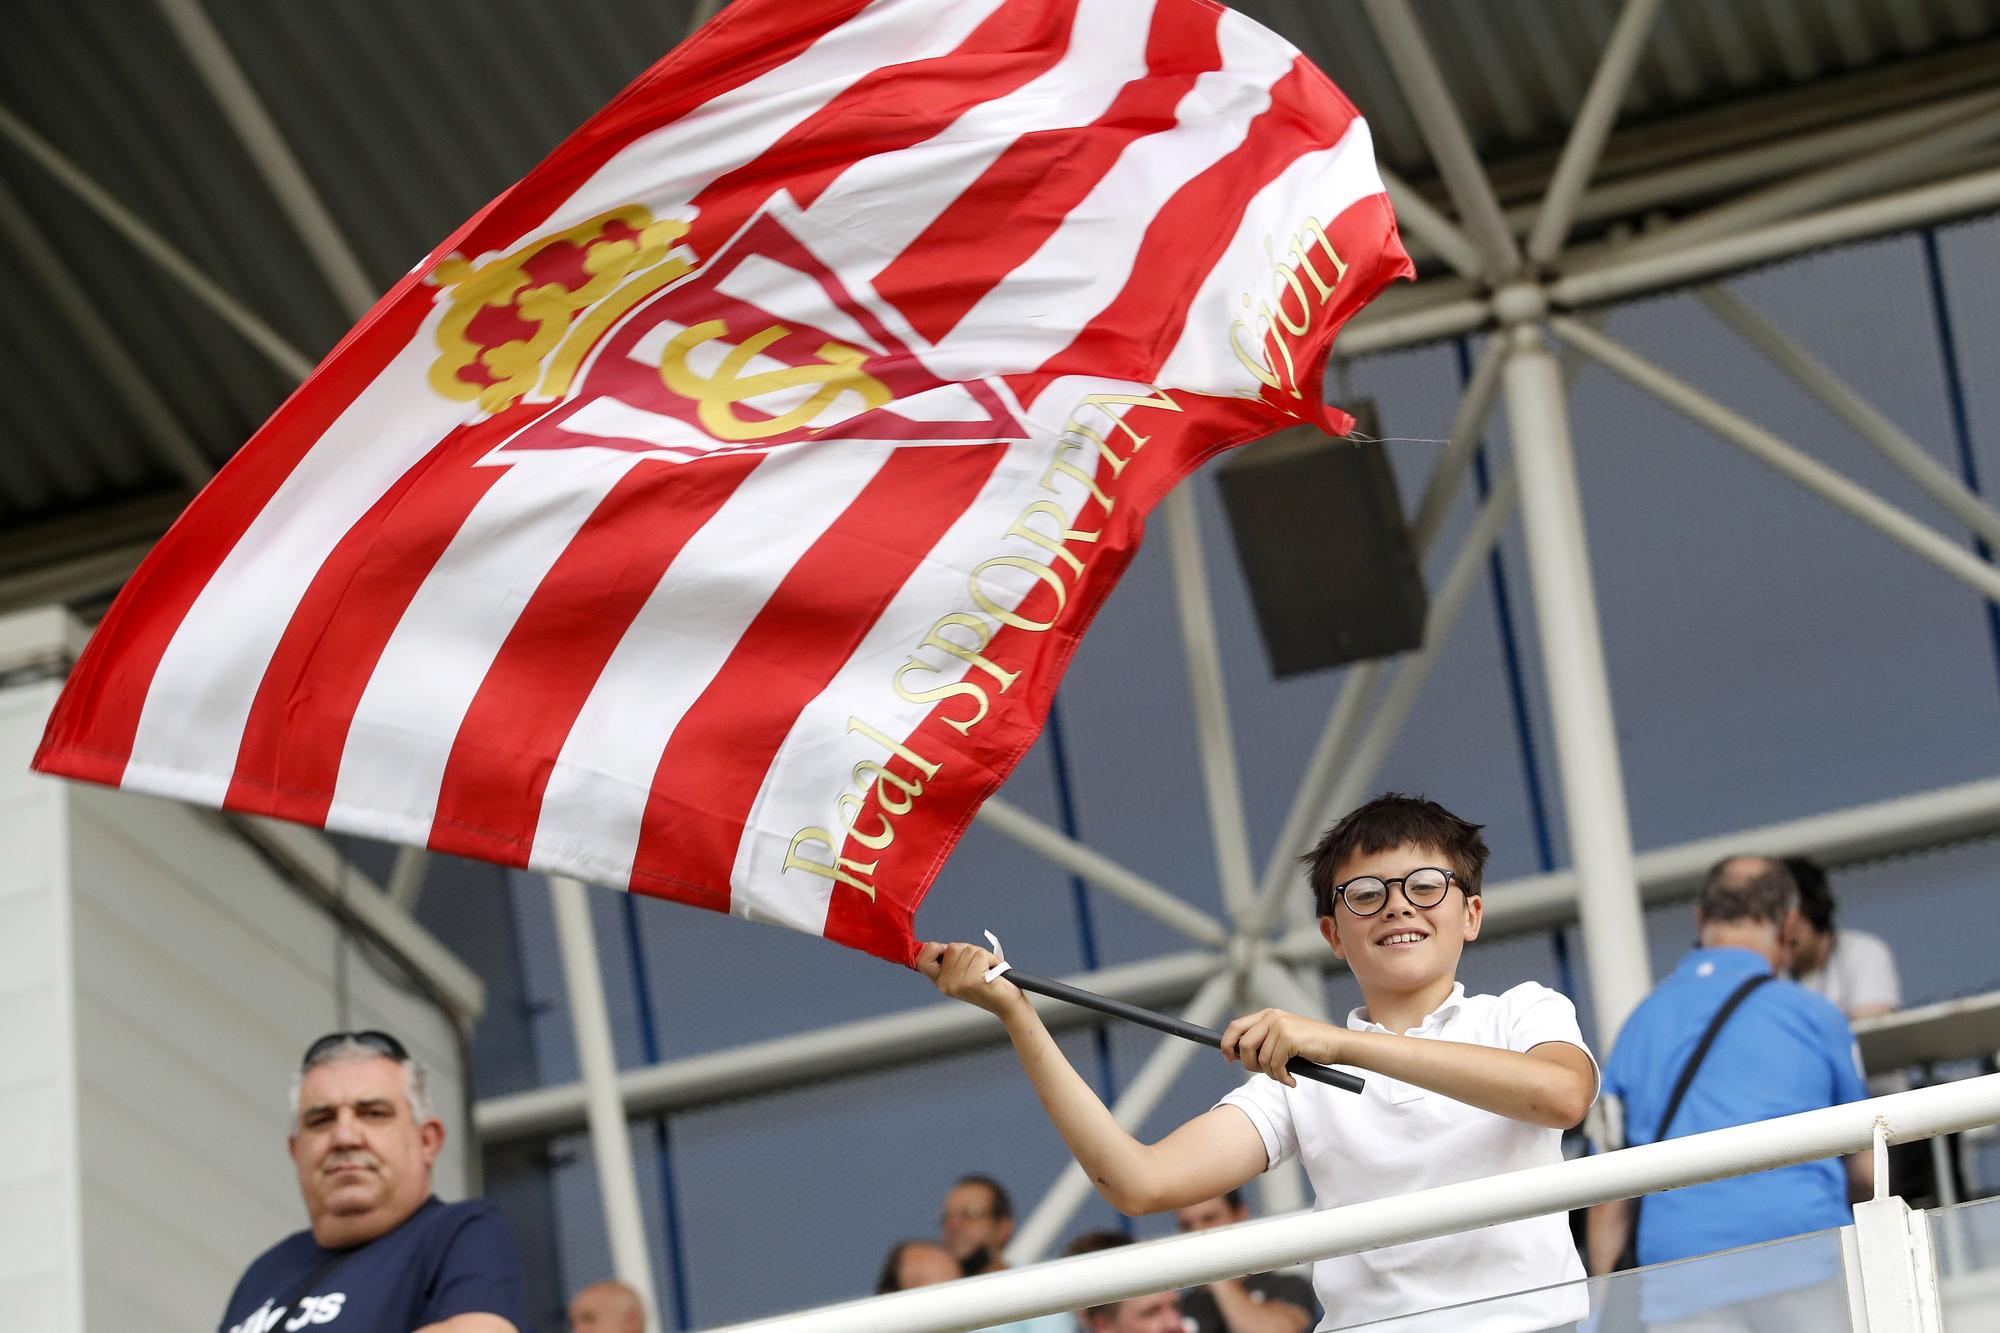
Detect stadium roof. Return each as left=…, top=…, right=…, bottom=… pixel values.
left=1, top=0, right=1997, bottom=604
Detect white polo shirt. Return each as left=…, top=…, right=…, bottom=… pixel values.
left=1217, top=982, right=1594, bottom=1332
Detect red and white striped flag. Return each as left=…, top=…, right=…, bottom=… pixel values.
left=35, top=0, right=1409, bottom=964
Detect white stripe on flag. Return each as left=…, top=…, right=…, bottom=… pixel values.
left=525, top=441, right=895, bottom=884
left=325, top=451, right=646, bottom=842
left=533, top=0, right=1012, bottom=248
left=798, top=0, right=1156, bottom=261
left=126, top=322, right=468, bottom=800
left=922, top=6, right=1294, bottom=379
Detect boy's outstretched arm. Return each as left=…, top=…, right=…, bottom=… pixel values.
left=922, top=942, right=1268, bottom=1216
left=1220, top=1009, right=1597, bottom=1129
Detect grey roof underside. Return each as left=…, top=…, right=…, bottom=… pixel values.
left=0, top=0, right=1995, bottom=569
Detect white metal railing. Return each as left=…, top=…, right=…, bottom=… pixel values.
left=699, top=1074, right=2000, bottom=1333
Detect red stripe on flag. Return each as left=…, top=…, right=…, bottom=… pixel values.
left=33, top=295, right=435, bottom=786
left=872, top=0, right=1223, bottom=343
left=456, top=0, right=878, bottom=259
left=426, top=454, right=761, bottom=861
left=221, top=422, right=524, bottom=822
left=681, top=0, right=1086, bottom=249
left=626, top=443, right=1004, bottom=911
left=1006, top=56, right=1358, bottom=409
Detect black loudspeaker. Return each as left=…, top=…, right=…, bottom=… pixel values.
left=1216, top=405, right=1429, bottom=678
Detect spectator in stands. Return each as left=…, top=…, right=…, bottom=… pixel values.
left=569, top=1278, right=647, bottom=1331
left=937, top=1176, right=1073, bottom=1332
left=218, top=1031, right=529, bottom=1333
left=1172, top=1190, right=1315, bottom=1333
left=940, top=1174, right=1016, bottom=1276
left=1064, top=1233, right=1184, bottom=1333
left=876, top=1240, right=962, bottom=1294
left=1588, top=857, right=1870, bottom=1322
left=1783, top=855, right=1901, bottom=1020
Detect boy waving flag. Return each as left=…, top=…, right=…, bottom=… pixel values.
left=33, top=0, right=1410, bottom=964
left=926, top=796, right=1599, bottom=1331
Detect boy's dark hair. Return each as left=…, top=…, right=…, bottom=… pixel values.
left=954, top=1174, right=1012, bottom=1221
left=1698, top=856, right=1797, bottom=927
left=1302, top=793, right=1489, bottom=918
left=1063, top=1232, right=1133, bottom=1319
left=1784, top=855, right=1834, bottom=934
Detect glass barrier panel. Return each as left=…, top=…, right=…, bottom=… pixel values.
left=1342, top=1227, right=1847, bottom=1332
left=1930, top=1192, right=2000, bottom=1329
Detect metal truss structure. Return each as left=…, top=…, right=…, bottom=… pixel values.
left=485, top=2, right=2000, bottom=1300
left=7, top=1, right=2000, bottom=1322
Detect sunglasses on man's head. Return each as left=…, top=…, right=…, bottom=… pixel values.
left=300, top=1029, right=409, bottom=1070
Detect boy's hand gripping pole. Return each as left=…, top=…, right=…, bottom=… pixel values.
left=981, top=932, right=1364, bottom=1094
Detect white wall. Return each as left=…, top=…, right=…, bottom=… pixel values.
left=0, top=608, right=476, bottom=1332
left=0, top=668, right=84, bottom=1332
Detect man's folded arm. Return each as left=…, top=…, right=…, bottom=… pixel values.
left=413, top=1315, right=518, bottom=1333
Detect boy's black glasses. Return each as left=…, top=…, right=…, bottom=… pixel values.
left=1329, top=867, right=1458, bottom=917
left=300, top=1030, right=409, bottom=1070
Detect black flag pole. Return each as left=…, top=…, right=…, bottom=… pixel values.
left=1004, top=968, right=1365, bottom=1095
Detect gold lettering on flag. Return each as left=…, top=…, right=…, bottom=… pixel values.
left=787, top=389, right=1186, bottom=899
left=1230, top=215, right=1349, bottom=401
left=783, top=717, right=946, bottom=900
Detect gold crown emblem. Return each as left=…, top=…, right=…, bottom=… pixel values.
left=428, top=206, right=693, bottom=415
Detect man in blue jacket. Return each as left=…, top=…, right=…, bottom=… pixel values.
left=220, top=1031, right=531, bottom=1333
left=1588, top=856, right=1872, bottom=1326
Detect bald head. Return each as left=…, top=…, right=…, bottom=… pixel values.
left=1698, top=856, right=1796, bottom=929
left=569, top=1279, right=646, bottom=1333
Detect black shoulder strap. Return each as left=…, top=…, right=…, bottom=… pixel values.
left=1651, top=971, right=1772, bottom=1144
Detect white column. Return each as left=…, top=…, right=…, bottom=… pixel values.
left=1501, top=325, right=1652, bottom=1045
left=550, top=875, right=660, bottom=1320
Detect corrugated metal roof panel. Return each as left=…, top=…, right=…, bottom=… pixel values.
left=0, top=0, right=1995, bottom=583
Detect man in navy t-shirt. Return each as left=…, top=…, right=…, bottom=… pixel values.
left=219, top=1031, right=530, bottom=1333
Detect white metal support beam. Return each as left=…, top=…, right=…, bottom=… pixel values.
left=976, top=796, right=1228, bottom=946
left=1614, top=102, right=2000, bottom=263
left=1852, top=1195, right=1945, bottom=1332
left=0, top=99, right=317, bottom=381
left=1527, top=0, right=1665, bottom=264
left=1377, top=166, right=1484, bottom=282
left=1696, top=285, right=2000, bottom=552
left=1348, top=160, right=2000, bottom=360
left=551, top=875, right=660, bottom=1321
left=1164, top=486, right=1259, bottom=925
left=155, top=0, right=377, bottom=317
left=1006, top=969, right=1236, bottom=1263
left=1551, top=316, right=2000, bottom=605
left=386, top=846, right=431, bottom=914
left=1362, top=0, right=1520, bottom=278
left=1277, top=773, right=2000, bottom=957
left=476, top=950, right=1223, bottom=1142
left=1550, top=164, right=2000, bottom=313
left=1502, top=324, right=1651, bottom=1046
